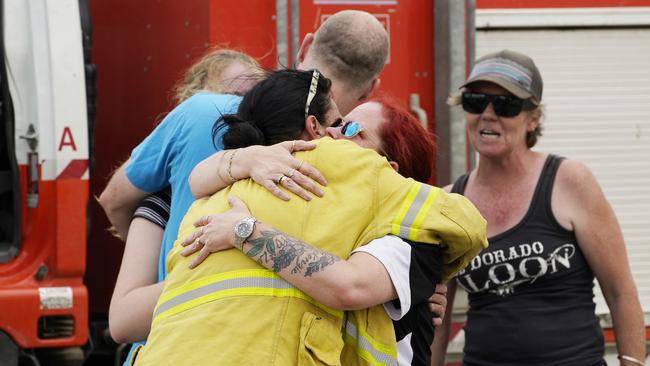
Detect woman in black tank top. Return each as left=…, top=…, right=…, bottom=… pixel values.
left=431, top=50, right=644, bottom=366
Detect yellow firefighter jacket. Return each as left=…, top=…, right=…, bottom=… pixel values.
left=133, top=137, right=487, bottom=366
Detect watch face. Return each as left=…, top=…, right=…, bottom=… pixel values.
left=235, top=222, right=248, bottom=236
left=235, top=218, right=254, bottom=238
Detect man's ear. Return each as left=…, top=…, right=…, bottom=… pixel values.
left=303, top=115, right=324, bottom=140
left=358, top=78, right=381, bottom=102
left=388, top=160, right=399, bottom=172
left=297, top=33, right=315, bottom=64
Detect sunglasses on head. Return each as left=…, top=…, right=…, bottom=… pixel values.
left=304, top=70, right=320, bottom=117
left=461, top=92, right=535, bottom=118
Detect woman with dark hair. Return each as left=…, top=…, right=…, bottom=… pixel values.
left=214, top=69, right=339, bottom=149
left=131, top=68, right=487, bottom=366
left=184, top=98, right=443, bottom=365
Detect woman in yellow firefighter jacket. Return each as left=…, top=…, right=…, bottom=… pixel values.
left=182, top=98, right=454, bottom=366
left=132, top=70, right=487, bottom=366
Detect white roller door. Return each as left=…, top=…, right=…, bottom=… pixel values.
left=475, top=25, right=650, bottom=316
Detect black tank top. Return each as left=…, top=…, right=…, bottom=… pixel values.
left=451, top=155, right=604, bottom=366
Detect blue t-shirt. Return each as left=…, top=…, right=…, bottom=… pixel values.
left=125, top=92, right=241, bottom=280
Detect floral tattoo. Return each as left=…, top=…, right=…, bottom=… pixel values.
left=244, top=230, right=339, bottom=277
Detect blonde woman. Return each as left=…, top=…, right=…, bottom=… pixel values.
left=173, top=48, right=265, bottom=102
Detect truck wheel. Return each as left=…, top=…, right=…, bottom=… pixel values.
left=0, top=331, right=18, bottom=366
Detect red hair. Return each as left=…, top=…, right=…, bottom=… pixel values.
left=375, top=98, right=436, bottom=183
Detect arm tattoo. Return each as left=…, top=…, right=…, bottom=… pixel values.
left=244, top=230, right=340, bottom=277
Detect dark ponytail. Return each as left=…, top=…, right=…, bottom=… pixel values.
left=214, top=114, right=264, bottom=149
left=212, top=69, right=333, bottom=150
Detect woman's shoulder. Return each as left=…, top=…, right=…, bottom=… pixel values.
left=314, top=136, right=360, bottom=149
left=552, top=157, right=605, bottom=227
left=555, top=158, right=598, bottom=192
left=305, top=137, right=396, bottom=182
left=313, top=137, right=387, bottom=161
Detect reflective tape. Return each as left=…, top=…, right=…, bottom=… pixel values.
left=391, top=183, right=438, bottom=241
left=344, top=318, right=398, bottom=366
left=153, top=269, right=342, bottom=323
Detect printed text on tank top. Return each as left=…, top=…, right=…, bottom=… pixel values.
left=454, top=155, right=578, bottom=297
left=457, top=241, right=577, bottom=296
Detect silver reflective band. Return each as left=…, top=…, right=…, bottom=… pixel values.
left=153, top=276, right=294, bottom=318
left=398, top=184, right=432, bottom=238
left=344, top=320, right=397, bottom=366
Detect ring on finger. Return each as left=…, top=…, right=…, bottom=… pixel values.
left=291, top=140, right=296, bottom=151
left=277, top=175, right=287, bottom=185
left=286, top=169, right=295, bottom=179
left=296, top=160, right=304, bottom=171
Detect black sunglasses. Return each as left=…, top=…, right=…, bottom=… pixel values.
left=461, top=92, right=535, bottom=118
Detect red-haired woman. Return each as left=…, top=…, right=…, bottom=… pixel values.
left=182, top=99, right=447, bottom=365
left=374, top=98, right=436, bottom=184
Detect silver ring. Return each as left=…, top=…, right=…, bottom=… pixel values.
left=286, top=169, right=295, bottom=179
left=277, top=175, right=287, bottom=185
left=291, top=140, right=296, bottom=151
left=296, top=160, right=304, bottom=171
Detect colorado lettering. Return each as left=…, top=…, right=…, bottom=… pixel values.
left=457, top=242, right=576, bottom=296
left=458, top=241, right=543, bottom=275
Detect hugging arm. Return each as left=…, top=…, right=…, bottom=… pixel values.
left=182, top=197, right=394, bottom=310
left=101, top=108, right=187, bottom=240
left=189, top=141, right=327, bottom=201
left=98, top=161, right=150, bottom=240
left=241, top=227, right=396, bottom=310
left=181, top=196, right=447, bottom=319
left=108, top=217, right=163, bottom=343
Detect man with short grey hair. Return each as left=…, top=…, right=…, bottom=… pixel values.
left=297, top=10, right=389, bottom=115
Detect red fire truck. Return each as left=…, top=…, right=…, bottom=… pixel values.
left=1, top=0, right=92, bottom=364
left=2, top=0, right=468, bottom=364
left=1, top=0, right=648, bottom=365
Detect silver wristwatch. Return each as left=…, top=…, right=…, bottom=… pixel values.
left=233, top=217, right=257, bottom=248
